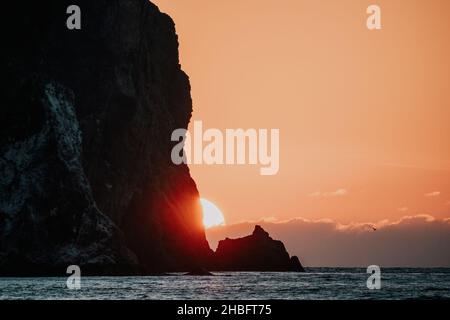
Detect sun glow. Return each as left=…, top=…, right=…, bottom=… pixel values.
left=200, top=198, right=225, bottom=229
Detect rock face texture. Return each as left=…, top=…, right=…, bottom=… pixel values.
left=0, top=0, right=212, bottom=275
left=214, top=226, right=305, bottom=272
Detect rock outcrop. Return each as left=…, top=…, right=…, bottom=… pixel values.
left=0, top=0, right=213, bottom=275
left=0, top=1, right=303, bottom=276
left=213, top=226, right=305, bottom=272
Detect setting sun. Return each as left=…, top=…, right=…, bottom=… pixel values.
left=200, top=198, right=225, bottom=229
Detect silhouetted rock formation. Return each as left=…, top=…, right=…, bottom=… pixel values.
left=0, top=1, right=303, bottom=276
left=0, top=0, right=212, bottom=275
left=185, top=267, right=214, bottom=276
left=213, top=226, right=305, bottom=272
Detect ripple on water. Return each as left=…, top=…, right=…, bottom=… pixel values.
left=0, top=268, right=449, bottom=300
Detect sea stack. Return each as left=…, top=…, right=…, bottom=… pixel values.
left=213, top=225, right=305, bottom=272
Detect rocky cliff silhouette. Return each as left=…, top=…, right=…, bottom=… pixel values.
left=0, top=0, right=212, bottom=275
left=0, top=0, right=303, bottom=275
left=214, top=226, right=304, bottom=272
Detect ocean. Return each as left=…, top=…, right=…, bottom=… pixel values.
left=1, top=268, right=449, bottom=300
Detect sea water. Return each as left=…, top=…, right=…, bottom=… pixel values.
left=1, top=268, right=449, bottom=300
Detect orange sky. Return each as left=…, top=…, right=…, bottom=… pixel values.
left=154, top=0, right=450, bottom=225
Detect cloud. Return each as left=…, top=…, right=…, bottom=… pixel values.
left=206, top=215, right=450, bottom=267
left=425, top=191, right=441, bottom=197
left=309, top=188, right=348, bottom=197
left=397, top=207, right=408, bottom=212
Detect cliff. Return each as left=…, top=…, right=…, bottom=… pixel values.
left=214, top=226, right=305, bottom=272
left=0, top=0, right=213, bottom=275
left=0, top=1, right=304, bottom=276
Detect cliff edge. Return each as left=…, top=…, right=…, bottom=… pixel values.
left=0, top=0, right=212, bottom=275
left=0, top=0, right=303, bottom=276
